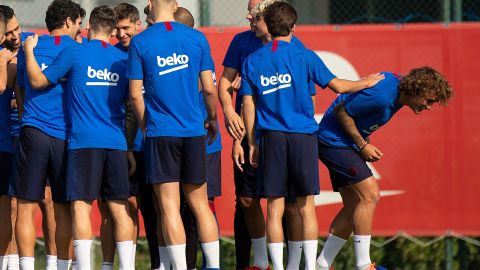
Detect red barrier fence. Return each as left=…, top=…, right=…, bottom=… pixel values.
left=30, top=23, right=480, bottom=236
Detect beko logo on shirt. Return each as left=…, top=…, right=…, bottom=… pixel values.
left=157, top=53, right=189, bottom=76
left=86, top=66, right=120, bottom=86
left=260, top=73, right=292, bottom=95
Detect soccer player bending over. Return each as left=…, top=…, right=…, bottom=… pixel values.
left=128, top=0, right=219, bottom=269
left=241, top=2, right=384, bottom=269
left=23, top=6, right=134, bottom=270
left=314, top=68, right=453, bottom=270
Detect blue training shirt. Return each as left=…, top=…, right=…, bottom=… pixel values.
left=222, top=30, right=312, bottom=114
left=0, top=89, right=13, bottom=153
left=317, top=72, right=403, bottom=149
left=127, top=21, right=215, bottom=138
left=17, top=35, right=76, bottom=140
left=43, top=40, right=129, bottom=150
left=240, top=40, right=336, bottom=134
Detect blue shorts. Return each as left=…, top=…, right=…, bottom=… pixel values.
left=128, top=151, right=144, bottom=197
left=67, top=149, right=130, bottom=201
left=233, top=138, right=259, bottom=198
left=0, top=151, right=13, bottom=196
left=12, top=127, right=68, bottom=202
left=259, top=131, right=319, bottom=198
left=206, top=151, right=221, bottom=199
left=145, top=136, right=206, bottom=184
left=317, top=140, right=373, bottom=192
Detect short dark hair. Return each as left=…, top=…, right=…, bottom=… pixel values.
left=0, top=5, right=15, bottom=21
left=143, top=5, right=150, bottom=16
left=399, top=67, right=453, bottom=105
left=0, top=11, right=5, bottom=26
left=45, top=0, right=86, bottom=32
left=174, top=7, right=194, bottom=28
left=263, top=1, right=297, bottom=38
left=115, top=3, right=139, bottom=23
left=89, top=5, right=117, bottom=34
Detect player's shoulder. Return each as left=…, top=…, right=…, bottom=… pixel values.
left=291, top=35, right=305, bottom=48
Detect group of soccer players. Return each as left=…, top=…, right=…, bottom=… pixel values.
left=0, top=0, right=453, bottom=269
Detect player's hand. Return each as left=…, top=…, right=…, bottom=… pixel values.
left=205, top=117, right=218, bottom=145
left=360, top=144, right=383, bottom=162
left=0, top=49, right=15, bottom=63
left=22, top=34, right=39, bottom=52
left=249, top=144, right=259, bottom=168
left=127, top=151, right=136, bottom=176
left=361, top=73, right=385, bottom=88
left=224, top=107, right=245, bottom=140
left=232, top=139, right=245, bottom=171
left=230, top=76, right=241, bottom=92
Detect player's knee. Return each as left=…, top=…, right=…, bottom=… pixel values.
left=284, top=202, right=300, bottom=217
left=238, top=196, right=256, bottom=209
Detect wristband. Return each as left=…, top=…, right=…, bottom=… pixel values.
left=358, top=140, right=368, bottom=150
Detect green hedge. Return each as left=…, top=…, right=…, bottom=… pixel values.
left=31, top=236, right=480, bottom=269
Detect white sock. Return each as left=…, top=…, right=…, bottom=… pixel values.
left=201, top=241, right=220, bottom=268
left=7, top=254, right=20, bottom=270
left=71, top=260, right=77, bottom=270
left=268, top=242, right=284, bottom=270
left=303, top=240, right=318, bottom=270
left=158, top=246, right=171, bottom=270
left=57, top=259, right=73, bottom=270
left=19, top=257, right=35, bottom=270
left=317, top=234, right=347, bottom=268
left=167, top=244, right=187, bottom=270
left=117, top=240, right=133, bottom=270
left=46, top=255, right=58, bottom=270
left=354, top=235, right=372, bottom=269
left=285, top=241, right=302, bottom=270
left=101, top=262, right=114, bottom=270
left=251, top=237, right=269, bottom=269
left=0, top=256, right=7, bottom=270
left=131, top=244, right=137, bottom=269
left=73, top=239, right=92, bottom=270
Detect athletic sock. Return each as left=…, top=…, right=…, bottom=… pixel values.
left=268, top=242, right=284, bottom=270
left=201, top=241, right=220, bottom=268
left=285, top=241, right=302, bottom=270
left=251, top=237, right=269, bottom=269
left=19, top=257, right=35, bottom=270
left=0, top=256, right=7, bottom=270
left=101, top=262, right=114, bottom=270
left=131, top=244, right=137, bottom=269
left=317, top=233, right=347, bottom=268
left=7, top=254, right=20, bottom=270
left=303, top=240, right=318, bottom=270
left=57, top=259, right=73, bottom=270
left=167, top=244, right=187, bottom=270
left=117, top=240, right=133, bottom=270
left=158, top=246, right=171, bottom=270
left=71, top=260, right=77, bottom=270
left=46, top=255, right=58, bottom=270
left=354, top=235, right=372, bottom=270
left=73, top=239, right=92, bottom=269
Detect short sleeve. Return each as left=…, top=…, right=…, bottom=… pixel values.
left=222, top=35, right=242, bottom=70
left=43, top=46, right=75, bottom=84
left=239, top=57, right=255, bottom=97
left=126, top=38, right=143, bottom=80
left=344, top=88, right=388, bottom=117
left=305, top=50, right=336, bottom=89
left=16, top=48, right=26, bottom=88
left=199, top=33, right=215, bottom=72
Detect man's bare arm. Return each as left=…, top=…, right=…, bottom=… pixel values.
left=242, top=95, right=258, bottom=167
left=219, top=67, right=244, bottom=140
left=334, top=102, right=383, bottom=162
left=129, top=79, right=146, bottom=133
left=200, top=70, right=218, bottom=144
left=327, top=73, right=385, bottom=94
left=0, top=49, right=15, bottom=93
